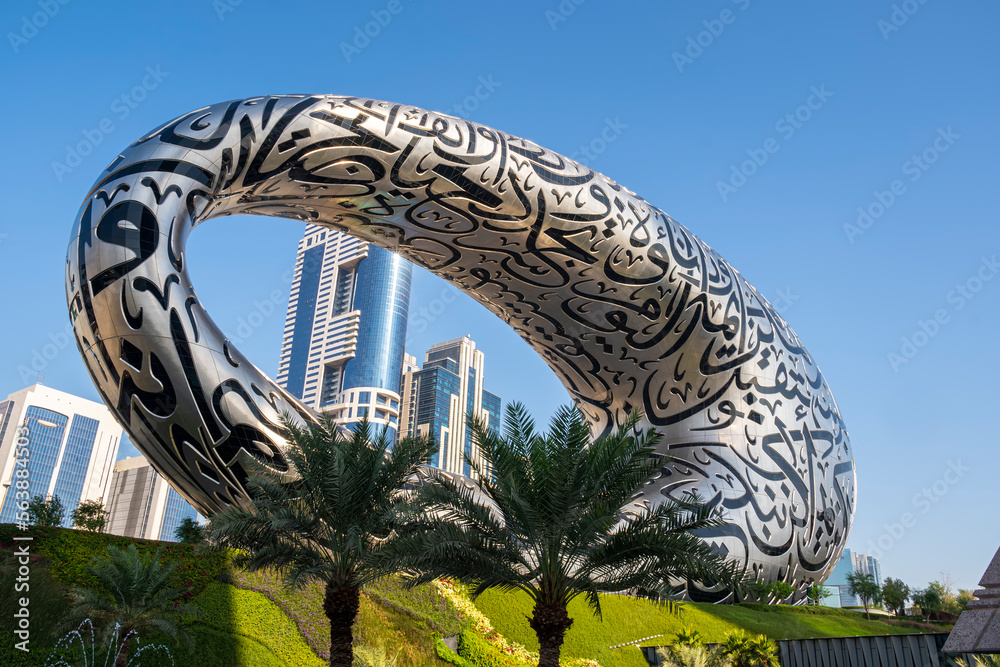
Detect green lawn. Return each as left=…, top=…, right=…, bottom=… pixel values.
left=474, top=590, right=947, bottom=667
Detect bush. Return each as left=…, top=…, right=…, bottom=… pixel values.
left=355, top=644, right=403, bottom=667
left=436, top=638, right=477, bottom=667
left=658, top=643, right=733, bottom=667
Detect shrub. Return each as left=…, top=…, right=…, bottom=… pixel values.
left=766, top=581, right=794, bottom=602
left=0, top=550, right=72, bottom=645
left=354, top=644, right=403, bottom=667
left=436, top=638, right=477, bottom=667
left=719, top=629, right=778, bottom=667
left=0, top=631, right=49, bottom=666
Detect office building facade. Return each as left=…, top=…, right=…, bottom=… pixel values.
left=0, top=384, right=122, bottom=527
left=857, top=553, right=883, bottom=588
left=105, top=455, right=198, bottom=542
left=277, top=225, right=411, bottom=436
left=400, top=336, right=502, bottom=477
left=821, top=548, right=883, bottom=608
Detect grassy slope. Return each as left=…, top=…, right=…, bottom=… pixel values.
left=233, top=569, right=460, bottom=666
left=0, top=526, right=449, bottom=666
left=0, top=526, right=951, bottom=667
left=183, top=582, right=326, bottom=667
left=474, top=590, right=945, bottom=667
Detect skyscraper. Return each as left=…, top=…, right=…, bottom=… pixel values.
left=400, top=336, right=502, bottom=477
left=858, top=553, right=883, bottom=588
left=0, top=384, right=122, bottom=527
left=399, top=353, right=420, bottom=439
left=821, top=548, right=883, bottom=607
left=277, top=225, right=412, bottom=436
left=105, top=455, right=198, bottom=542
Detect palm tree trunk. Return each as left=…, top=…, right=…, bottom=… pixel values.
left=529, top=601, right=572, bottom=667
left=324, top=581, right=360, bottom=667
left=115, top=630, right=131, bottom=667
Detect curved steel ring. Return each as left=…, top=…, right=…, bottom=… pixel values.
left=65, top=96, right=855, bottom=597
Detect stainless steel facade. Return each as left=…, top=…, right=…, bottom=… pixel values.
left=65, top=96, right=855, bottom=598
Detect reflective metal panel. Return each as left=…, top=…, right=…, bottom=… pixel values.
left=65, top=96, right=855, bottom=598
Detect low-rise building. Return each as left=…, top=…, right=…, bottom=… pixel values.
left=105, top=455, right=197, bottom=542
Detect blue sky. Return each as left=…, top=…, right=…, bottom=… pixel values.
left=1, top=1, right=997, bottom=592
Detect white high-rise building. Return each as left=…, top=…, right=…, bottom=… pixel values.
left=821, top=548, right=883, bottom=608
left=105, top=456, right=197, bottom=542
left=276, top=225, right=412, bottom=437
left=0, top=384, right=122, bottom=526
left=400, top=337, right=502, bottom=477
left=854, top=551, right=883, bottom=588
left=399, top=353, right=420, bottom=439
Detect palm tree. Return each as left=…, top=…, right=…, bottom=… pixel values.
left=67, top=544, right=200, bottom=667
left=846, top=571, right=881, bottom=619
left=207, top=416, right=436, bottom=667
left=388, top=403, right=741, bottom=667
left=720, top=629, right=779, bottom=667
left=659, top=628, right=729, bottom=667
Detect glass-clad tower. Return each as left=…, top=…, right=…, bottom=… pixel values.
left=0, top=384, right=122, bottom=527
left=399, top=336, right=502, bottom=477
left=277, top=225, right=412, bottom=436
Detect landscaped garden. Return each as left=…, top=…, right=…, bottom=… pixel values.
left=0, top=524, right=950, bottom=667
left=0, top=409, right=957, bottom=667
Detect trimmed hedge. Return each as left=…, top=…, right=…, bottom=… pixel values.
left=0, top=524, right=229, bottom=600
left=0, top=631, right=48, bottom=667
